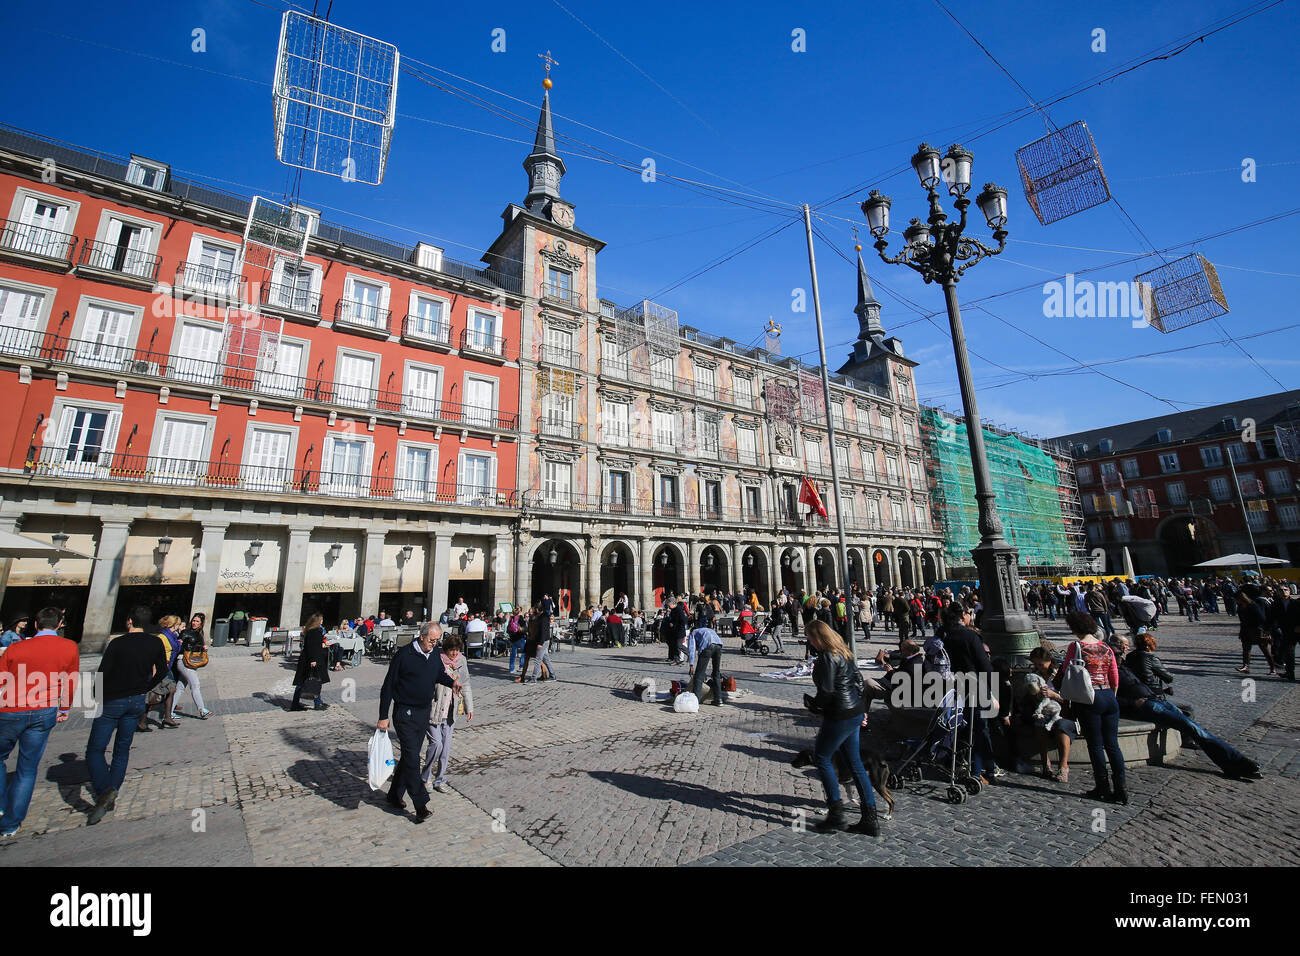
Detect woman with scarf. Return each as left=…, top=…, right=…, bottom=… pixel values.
left=172, top=612, right=212, bottom=720
left=421, top=632, right=474, bottom=794
left=139, top=615, right=182, bottom=731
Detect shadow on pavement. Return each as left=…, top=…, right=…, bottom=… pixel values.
left=46, top=752, right=93, bottom=813
left=587, top=770, right=805, bottom=825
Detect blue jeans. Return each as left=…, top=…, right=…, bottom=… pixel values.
left=0, top=707, right=58, bottom=832
left=508, top=637, right=526, bottom=670
left=814, top=714, right=875, bottom=807
left=1139, top=700, right=1251, bottom=775
left=1095, top=611, right=1115, bottom=637
left=1076, top=688, right=1125, bottom=793
left=86, top=695, right=146, bottom=798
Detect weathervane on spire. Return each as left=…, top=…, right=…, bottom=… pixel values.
left=539, top=49, right=559, bottom=90
left=851, top=224, right=862, bottom=252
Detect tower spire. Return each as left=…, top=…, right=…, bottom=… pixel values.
left=523, top=52, right=566, bottom=215
left=854, top=246, right=884, bottom=336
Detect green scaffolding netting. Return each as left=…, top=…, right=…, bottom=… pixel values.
left=921, top=408, right=1074, bottom=570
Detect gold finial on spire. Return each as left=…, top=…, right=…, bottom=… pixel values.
left=539, top=49, right=559, bottom=90
left=852, top=225, right=862, bottom=252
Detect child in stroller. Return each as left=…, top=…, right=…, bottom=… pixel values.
left=738, top=607, right=771, bottom=655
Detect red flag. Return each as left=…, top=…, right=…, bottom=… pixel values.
left=799, top=477, right=827, bottom=518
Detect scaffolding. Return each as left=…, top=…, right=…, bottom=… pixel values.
left=921, top=408, right=1085, bottom=576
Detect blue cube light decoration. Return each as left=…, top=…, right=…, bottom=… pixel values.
left=273, top=12, right=399, bottom=185
left=1016, top=120, right=1110, bottom=225
left=1134, top=254, right=1229, bottom=333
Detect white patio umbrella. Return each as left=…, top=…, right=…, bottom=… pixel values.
left=1193, top=553, right=1289, bottom=569
left=0, top=528, right=93, bottom=560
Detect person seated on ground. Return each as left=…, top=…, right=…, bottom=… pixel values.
left=1018, top=646, right=1075, bottom=782
left=871, top=639, right=923, bottom=707
left=1115, top=659, right=1261, bottom=779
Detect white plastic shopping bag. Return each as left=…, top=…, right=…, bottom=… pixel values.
left=367, top=729, right=396, bottom=790
left=673, top=691, right=699, bottom=714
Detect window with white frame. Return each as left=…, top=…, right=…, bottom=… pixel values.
left=260, top=338, right=305, bottom=397
left=341, top=276, right=388, bottom=330
left=1246, top=508, right=1269, bottom=532
left=1208, top=475, right=1231, bottom=501
left=403, top=364, right=442, bottom=419
left=659, top=474, right=679, bottom=513
left=94, top=216, right=155, bottom=278
left=607, top=470, right=630, bottom=510
left=1076, top=464, right=1094, bottom=484
left=464, top=375, right=497, bottom=428
left=466, top=308, right=501, bottom=354
left=836, top=443, right=850, bottom=472
left=184, top=236, right=239, bottom=295
left=1100, top=461, right=1119, bottom=480
left=1159, top=452, right=1181, bottom=473
left=543, top=326, right=573, bottom=365
left=335, top=352, right=377, bottom=408
left=880, top=414, right=894, bottom=439
left=804, top=437, right=822, bottom=472
left=173, top=320, right=223, bottom=385
left=1226, top=442, right=1248, bottom=464
left=11, top=193, right=73, bottom=258
left=703, top=479, right=722, bottom=516
left=49, top=402, right=121, bottom=474
left=1200, top=445, right=1223, bottom=467
left=543, top=460, right=573, bottom=505
left=737, top=426, right=758, bottom=464
left=542, top=391, right=574, bottom=436
left=1121, top=458, right=1140, bottom=479
left=458, top=452, right=496, bottom=503
left=545, top=266, right=572, bottom=302
left=151, top=414, right=212, bottom=484
left=1280, top=502, right=1300, bottom=529
left=861, top=450, right=876, bottom=479
left=271, top=260, right=320, bottom=314
left=396, top=443, right=438, bottom=501
left=0, top=283, right=47, bottom=353
left=241, top=425, right=293, bottom=492
left=903, top=420, right=916, bottom=445
left=1086, top=522, right=1103, bottom=544
left=75, top=302, right=136, bottom=369
left=1166, top=481, right=1187, bottom=505
left=698, top=416, right=720, bottom=455
left=890, top=500, right=904, bottom=525
left=1113, top=520, right=1131, bottom=542
left=886, top=456, right=899, bottom=481
left=734, top=374, right=753, bottom=406
left=323, top=434, right=372, bottom=497
left=693, top=362, right=716, bottom=399
left=405, top=292, right=448, bottom=342
left=914, top=502, right=927, bottom=527
left=601, top=336, right=627, bottom=377
left=126, top=157, right=168, bottom=190
left=744, top=485, right=762, bottom=518
left=908, top=460, right=922, bottom=486
left=896, top=377, right=912, bottom=405
left=1268, top=468, right=1292, bottom=495
left=867, top=497, right=881, bottom=526
left=603, top=400, right=629, bottom=445
left=652, top=409, right=676, bottom=449
left=651, top=354, right=675, bottom=389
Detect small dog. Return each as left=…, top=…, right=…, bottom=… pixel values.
left=260, top=645, right=272, bottom=662
left=792, top=747, right=895, bottom=817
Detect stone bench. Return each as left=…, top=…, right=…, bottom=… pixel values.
left=1015, top=719, right=1181, bottom=766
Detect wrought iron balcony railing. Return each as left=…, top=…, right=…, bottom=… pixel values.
left=26, top=445, right=518, bottom=508
left=175, top=261, right=241, bottom=299
left=537, top=416, right=583, bottom=441
left=459, top=328, right=512, bottom=361
left=542, top=284, right=584, bottom=310
left=334, top=298, right=392, bottom=334
left=401, top=313, right=452, bottom=348
left=78, top=238, right=160, bottom=281
left=539, top=344, right=583, bottom=369
left=0, top=218, right=76, bottom=261
left=260, top=280, right=322, bottom=317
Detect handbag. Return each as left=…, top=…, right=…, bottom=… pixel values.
left=300, top=677, right=323, bottom=697
left=183, top=649, right=209, bottom=669
left=1059, top=641, right=1096, bottom=705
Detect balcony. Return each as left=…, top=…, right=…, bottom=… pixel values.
left=334, top=298, right=392, bottom=337
left=0, top=218, right=75, bottom=265
left=539, top=344, right=583, bottom=369
left=175, top=261, right=241, bottom=303
left=537, top=416, right=583, bottom=442
left=459, top=328, right=511, bottom=363
left=260, top=280, right=323, bottom=322
left=4, top=333, right=519, bottom=431
left=25, top=445, right=518, bottom=508
left=541, top=284, right=584, bottom=312
left=401, top=313, right=452, bottom=351
left=77, top=238, right=160, bottom=284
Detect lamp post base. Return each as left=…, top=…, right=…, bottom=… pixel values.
left=971, top=542, right=1039, bottom=668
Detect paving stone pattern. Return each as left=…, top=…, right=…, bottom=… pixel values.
left=0, top=614, right=1295, bottom=867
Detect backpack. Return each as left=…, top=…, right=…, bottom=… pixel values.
left=507, top=614, right=520, bottom=635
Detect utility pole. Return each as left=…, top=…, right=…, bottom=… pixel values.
left=1226, top=452, right=1265, bottom=578
left=801, top=204, right=855, bottom=657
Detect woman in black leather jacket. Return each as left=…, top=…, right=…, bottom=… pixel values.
left=1124, top=632, right=1173, bottom=694
left=807, top=620, right=879, bottom=836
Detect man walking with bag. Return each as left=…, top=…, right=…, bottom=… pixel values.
left=377, top=622, right=457, bottom=823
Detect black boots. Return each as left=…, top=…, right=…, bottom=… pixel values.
left=851, top=805, right=880, bottom=837
left=814, top=800, right=848, bottom=832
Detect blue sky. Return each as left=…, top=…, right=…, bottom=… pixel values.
left=3, top=0, right=1297, bottom=437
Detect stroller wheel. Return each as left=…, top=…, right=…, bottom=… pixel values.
left=964, top=776, right=982, bottom=795
left=947, top=786, right=966, bottom=804
left=906, top=764, right=923, bottom=782
left=759, top=644, right=770, bottom=655
left=887, top=773, right=902, bottom=791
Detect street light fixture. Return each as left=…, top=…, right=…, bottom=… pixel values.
left=400, top=544, right=414, bottom=560
left=157, top=535, right=173, bottom=556
left=862, top=144, right=1034, bottom=664
left=249, top=540, right=264, bottom=559
left=549, top=547, right=558, bottom=566
left=328, top=542, right=342, bottom=560
left=51, top=531, right=70, bottom=551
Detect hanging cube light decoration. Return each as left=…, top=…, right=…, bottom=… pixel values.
left=1133, top=253, right=1229, bottom=333
left=1015, top=120, right=1110, bottom=225
left=273, top=11, right=399, bottom=185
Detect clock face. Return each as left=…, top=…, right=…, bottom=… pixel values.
left=552, top=204, right=573, bottom=228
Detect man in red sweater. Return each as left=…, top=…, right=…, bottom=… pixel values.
left=0, top=607, right=79, bottom=837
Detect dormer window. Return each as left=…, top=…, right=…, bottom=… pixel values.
left=289, top=205, right=319, bottom=236
left=126, top=156, right=168, bottom=191
left=413, top=242, right=443, bottom=271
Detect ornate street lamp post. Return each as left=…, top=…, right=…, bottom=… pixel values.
left=862, top=144, right=1037, bottom=663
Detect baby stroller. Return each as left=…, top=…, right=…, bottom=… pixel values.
left=887, top=688, right=981, bottom=804
left=738, top=614, right=770, bottom=655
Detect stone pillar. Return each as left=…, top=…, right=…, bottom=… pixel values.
left=889, top=547, right=900, bottom=590
left=688, top=540, right=702, bottom=598
left=189, top=521, right=229, bottom=627
left=514, top=533, right=532, bottom=609
left=83, top=518, right=132, bottom=651
left=494, top=532, right=513, bottom=611
left=359, top=529, right=386, bottom=619
left=279, top=526, right=313, bottom=630
left=0, top=514, right=21, bottom=609
left=865, top=547, right=877, bottom=590
left=428, top=531, right=453, bottom=619
left=730, top=542, right=742, bottom=595
left=585, top=536, right=601, bottom=609
left=639, top=537, right=654, bottom=610
left=804, top=544, right=816, bottom=592
left=768, top=542, right=781, bottom=603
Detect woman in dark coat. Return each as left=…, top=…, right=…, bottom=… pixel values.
left=291, top=613, right=329, bottom=711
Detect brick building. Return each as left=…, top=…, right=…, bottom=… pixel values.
left=1055, top=390, right=1300, bottom=576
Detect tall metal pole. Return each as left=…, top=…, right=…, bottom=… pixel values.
left=801, top=204, right=855, bottom=657
left=1226, top=452, right=1264, bottom=579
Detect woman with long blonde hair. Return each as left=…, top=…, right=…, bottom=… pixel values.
left=291, top=612, right=329, bottom=711
left=805, top=620, right=879, bottom=836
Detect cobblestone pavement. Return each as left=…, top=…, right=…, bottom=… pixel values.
left=0, top=613, right=1295, bottom=867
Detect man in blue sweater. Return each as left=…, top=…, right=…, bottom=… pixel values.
left=378, top=623, right=457, bottom=822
